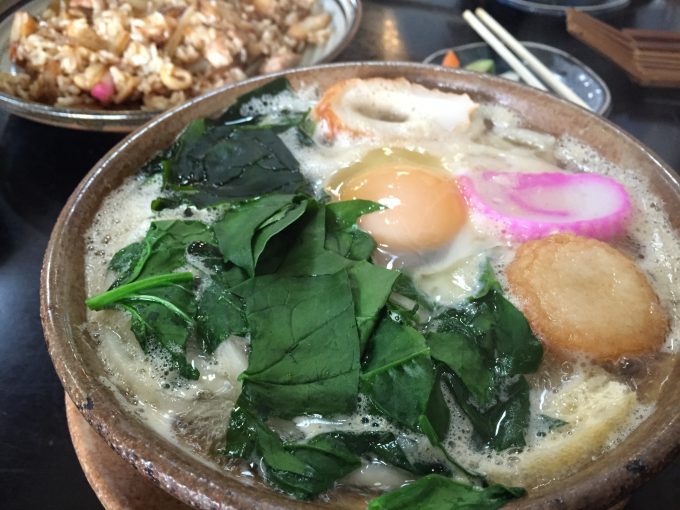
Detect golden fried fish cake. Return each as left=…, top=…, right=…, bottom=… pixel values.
left=506, top=234, right=667, bottom=360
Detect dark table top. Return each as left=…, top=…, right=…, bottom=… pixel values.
left=1, top=0, right=679, bottom=508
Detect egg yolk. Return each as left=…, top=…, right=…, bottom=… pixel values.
left=336, top=160, right=467, bottom=252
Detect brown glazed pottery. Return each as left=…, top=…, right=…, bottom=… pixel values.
left=40, top=62, right=680, bottom=510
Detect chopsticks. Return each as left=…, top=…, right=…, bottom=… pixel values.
left=462, top=8, right=591, bottom=110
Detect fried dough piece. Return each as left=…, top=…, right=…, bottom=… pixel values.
left=506, top=234, right=667, bottom=360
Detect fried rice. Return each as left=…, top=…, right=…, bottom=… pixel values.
left=0, top=0, right=332, bottom=109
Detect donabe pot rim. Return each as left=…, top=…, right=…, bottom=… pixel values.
left=40, top=61, right=680, bottom=510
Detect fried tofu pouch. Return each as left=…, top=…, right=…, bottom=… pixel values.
left=506, top=233, right=667, bottom=360
left=477, top=370, right=638, bottom=488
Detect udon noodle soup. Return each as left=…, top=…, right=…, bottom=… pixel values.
left=83, top=77, right=679, bottom=508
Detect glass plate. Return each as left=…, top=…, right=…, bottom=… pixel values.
left=0, top=0, right=361, bottom=132
left=495, top=0, right=630, bottom=16
left=424, top=41, right=611, bottom=115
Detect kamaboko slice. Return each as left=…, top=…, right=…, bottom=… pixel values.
left=457, top=171, right=631, bottom=241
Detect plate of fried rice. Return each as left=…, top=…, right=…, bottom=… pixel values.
left=0, top=0, right=361, bottom=131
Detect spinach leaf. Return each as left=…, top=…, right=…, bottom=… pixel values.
left=108, top=220, right=214, bottom=288
left=185, top=239, right=250, bottom=352
left=234, top=270, right=361, bottom=417
left=140, top=117, right=205, bottom=178
left=269, top=434, right=361, bottom=500
left=444, top=372, right=530, bottom=451
left=86, top=272, right=198, bottom=379
left=437, top=264, right=543, bottom=378
left=348, top=261, right=400, bottom=351
left=252, top=199, right=309, bottom=269
left=147, top=78, right=318, bottom=209
left=324, top=199, right=383, bottom=261
left=426, top=264, right=542, bottom=451
left=225, top=401, right=318, bottom=495
left=421, top=364, right=451, bottom=443
left=325, top=199, right=384, bottom=231
left=245, top=199, right=398, bottom=350
left=326, top=431, right=449, bottom=476
left=427, top=331, right=494, bottom=406
left=367, top=474, right=525, bottom=510
left=392, top=272, right=426, bottom=303
left=277, top=205, right=354, bottom=276
left=213, top=194, right=308, bottom=276
left=216, top=77, right=293, bottom=124
left=195, top=280, right=247, bottom=353
left=96, top=220, right=218, bottom=374
left=326, top=227, right=376, bottom=262
left=361, top=317, right=434, bottom=430
left=226, top=400, right=449, bottom=501
left=154, top=121, right=308, bottom=209
left=225, top=397, right=360, bottom=500
left=185, top=240, right=243, bottom=280
left=216, top=77, right=317, bottom=146
left=273, top=199, right=387, bottom=278
left=86, top=272, right=194, bottom=310
left=124, top=286, right=197, bottom=379
left=388, top=273, right=432, bottom=328
left=108, top=241, right=144, bottom=282
left=535, top=415, right=568, bottom=437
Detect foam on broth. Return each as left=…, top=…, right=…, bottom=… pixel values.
left=83, top=92, right=680, bottom=497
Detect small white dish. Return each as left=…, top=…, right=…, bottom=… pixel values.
left=424, top=41, right=611, bottom=115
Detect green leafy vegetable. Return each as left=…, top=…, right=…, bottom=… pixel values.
left=426, top=264, right=543, bottom=450
left=234, top=270, right=361, bottom=417
left=361, top=317, right=434, bottom=430
left=278, top=204, right=354, bottom=276
left=427, top=331, right=494, bottom=406
left=387, top=273, right=432, bottom=328
left=464, top=58, right=496, bottom=74
left=160, top=122, right=309, bottom=208
left=108, top=242, right=144, bottom=282
left=215, top=77, right=317, bottom=146
left=325, top=199, right=384, bottom=230
left=217, top=77, right=294, bottom=124
left=367, top=474, right=525, bottom=510
left=322, top=431, right=449, bottom=476
left=146, top=79, right=317, bottom=210
left=184, top=240, right=250, bottom=353
left=268, top=434, right=360, bottom=499
left=90, top=219, right=215, bottom=378
left=225, top=398, right=360, bottom=500
left=87, top=272, right=198, bottom=379
left=325, top=199, right=383, bottom=261
left=445, top=372, right=531, bottom=451
left=421, top=365, right=451, bottom=443
left=226, top=400, right=449, bottom=501
left=86, top=272, right=194, bottom=310
left=213, top=194, right=309, bottom=276
left=536, top=414, right=569, bottom=437
left=348, top=261, right=400, bottom=350
left=195, top=279, right=247, bottom=353
left=108, top=220, right=214, bottom=288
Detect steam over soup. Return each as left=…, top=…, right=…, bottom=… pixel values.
left=83, top=77, right=680, bottom=508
